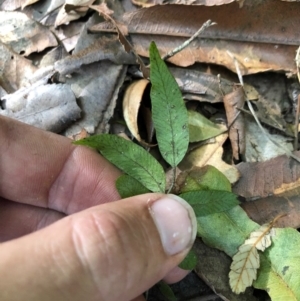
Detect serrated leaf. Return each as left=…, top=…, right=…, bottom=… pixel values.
left=149, top=42, right=189, bottom=167
left=157, top=281, right=177, bottom=301
left=178, top=249, right=197, bottom=270
left=116, top=174, right=150, bottom=198
left=229, top=243, right=260, bottom=294
left=255, top=228, right=300, bottom=301
left=180, top=190, right=239, bottom=217
left=188, top=110, right=225, bottom=142
left=74, top=134, right=165, bottom=192
left=229, top=221, right=277, bottom=294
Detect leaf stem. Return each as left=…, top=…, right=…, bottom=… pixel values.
left=167, top=167, right=176, bottom=194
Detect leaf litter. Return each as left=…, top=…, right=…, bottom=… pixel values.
left=2, top=0, right=300, bottom=300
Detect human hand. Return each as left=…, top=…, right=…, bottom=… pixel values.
left=0, top=116, right=197, bottom=301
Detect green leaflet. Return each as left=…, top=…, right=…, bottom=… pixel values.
left=188, top=110, right=224, bottom=142
left=74, top=134, right=165, bottom=192
left=180, top=190, right=239, bottom=217
left=197, top=206, right=259, bottom=257
left=116, top=174, right=150, bottom=198
left=178, top=249, right=197, bottom=270
left=157, top=281, right=177, bottom=301
left=254, top=228, right=300, bottom=301
left=149, top=42, right=189, bottom=167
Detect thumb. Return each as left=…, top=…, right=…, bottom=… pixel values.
left=0, top=193, right=197, bottom=301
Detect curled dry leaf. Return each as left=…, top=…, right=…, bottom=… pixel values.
left=229, top=221, right=277, bottom=294
left=223, top=85, right=245, bottom=161
left=179, top=133, right=240, bottom=184
left=0, top=11, right=57, bottom=56
left=123, top=79, right=151, bottom=144
left=55, top=0, right=96, bottom=27
left=21, top=0, right=40, bottom=9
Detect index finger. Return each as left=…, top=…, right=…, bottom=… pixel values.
left=0, top=116, right=121, bottom=214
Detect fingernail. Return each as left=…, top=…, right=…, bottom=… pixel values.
left=149, top=194, right=197, bottom=255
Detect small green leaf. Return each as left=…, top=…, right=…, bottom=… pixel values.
left=188, top=110, right=224, bottom=142
left=116, top=174, right=150, bottom=198
left=157, top=281, right=177, bottom=301
left=74, top=134, right=165, bottom=192
left=178, top=249, right=197, bottom=270
left=180, top=190, right=239, bottom=217
left=179, top=165, right=232, bottom=193
left=149, top=41, right=189, bottom=167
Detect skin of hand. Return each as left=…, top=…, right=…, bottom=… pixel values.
left=0, top=116, right=197, bottom=301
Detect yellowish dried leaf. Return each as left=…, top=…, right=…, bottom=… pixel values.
left=229, top=218, right=279, bottom=294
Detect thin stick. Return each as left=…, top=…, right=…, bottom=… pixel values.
left=162, top=20, right=216, bottom=61
left=230, top=53, right=300, bottom=163
left=294, top=95, right=300, bottom=150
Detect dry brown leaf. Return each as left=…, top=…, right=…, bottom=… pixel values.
left=179, top=133, right=240, bottom=184
left=229, top=221, right=277, bottom=294
left=95, top=1, right=299, bottom=74
left=90, top=4, right=149, bottom=77
left=1, top=0, right=27, bottom=11
left=0, top=11, right=57, bottom=56
left=21, top=0, right=40, bottom=9
left=241, top=190, right=300, bottom=229
left=194, top=238, right=257, bottom=301
left=233, top=151, right=300, bottom=199
left=131, top=0, right=236, bottom=7
left=224, top=85, right=245, bottom=161
left=0, top=42, right=37, bottom=93
left=1, top=83, right=81, bottom=132
left=55, top=0, right=95, bottom=27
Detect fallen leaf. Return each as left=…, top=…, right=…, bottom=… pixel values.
left=244, top=116, right=293, bottom=162
left=254, top=228, right=300, bottom=301
left=0, top=11, right=57, bottom=56
left=223, top=85, right=245, bottom=161
left=188, top=110, right=225, bottom=142
left=241, top=189, right=300, bottom=229
left=233, top=150, right=300, bottom=199
left=179, top=133, right=240, bottom=184
left=244, top=72, right=291, bottom=133
left=90, top=4, right=149, bottom=77
left=194, top=238, right=257, bottom=301
left=0, top=42, right=37, bottom=93
left=170, top=67, right=234, bottom=103
left=132, top=0, right=236, bottom=7
left=64, top=61, right=126, bottom=136
left=55, top=0, right=95, bottom=27
left=95, top=0, right=300, bottom=74
left=21, top=0, right=40, bottom=9
left=176, top=165, right=232, bottom=194
left=1, top=83, right=81, bottom=132
left=123, top=79, right=151, bottom=144
left=229, top=242, right=260, bottom=294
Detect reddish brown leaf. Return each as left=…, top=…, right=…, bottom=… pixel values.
left=94, top=0, right=300, bottom=74
left=233, top=151, right=300, bottom=199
